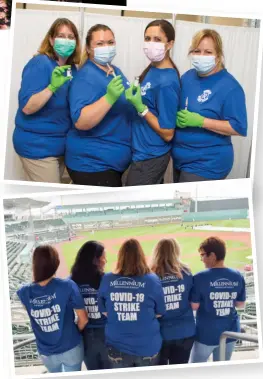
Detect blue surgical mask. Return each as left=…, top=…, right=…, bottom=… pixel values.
left=93, top=45, right=116, bottom=66
left=54, top=38, right=76, bottom=58
left=191, top=55, right=216, bottom=74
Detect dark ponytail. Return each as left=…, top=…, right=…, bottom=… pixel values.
left=139, top=19, right=180, bottom=84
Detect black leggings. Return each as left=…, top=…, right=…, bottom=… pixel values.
left=159, top=336, right=195, bottom=365
left=67, top=167, right=123, bottom=187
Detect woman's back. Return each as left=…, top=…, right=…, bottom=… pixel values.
left=158, top=271, right=195, bottom=341
left=77, top=281, right=107, bottom=328
left=98, top=272, right=166, bottom=356
left=191, top=267, right=246, bottom=346
left=17, top=277, right=84, bottom=355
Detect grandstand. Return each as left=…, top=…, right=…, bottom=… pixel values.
left=3, top=191, right=258, bottom=373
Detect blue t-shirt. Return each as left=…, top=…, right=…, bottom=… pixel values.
left=66, top=60, right=132, bottom=173
left=13, top=54, right=77, bottom=159
left=98, top=273, right=166, bottom=357
left=159, top=271, right=195, bottom=341
left=172, top=69, right=247, bottom=179
left=16, top=278, right=85, bottom=356
left=131, top=66, right=180, bottom=161
left=77, top=283, right=107, bottom=328
left=190, top=268, right=246, bottom=346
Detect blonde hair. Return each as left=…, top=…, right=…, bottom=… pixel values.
left=115, top=239, right=151, bottom=277
left=151, top=238, right=191, bottom=279
left=189, top=29, right=224, bottom=67
left=37, top=18, right=81, bottom=65
left=80, top=24, right=114, bottom=67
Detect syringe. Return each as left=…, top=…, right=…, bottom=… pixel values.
left=185, top=97, right=188, bottom=110
left=107, top=63, right=116, bottom=77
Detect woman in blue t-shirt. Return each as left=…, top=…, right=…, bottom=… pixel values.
left=16, top=245, right=88, bottom=373
left=172, top=29, right=247, bottom=182
left=13, top=18, right=81, bottom=183
left=190, top=237, right=246, bottom=362
left=98, top=238, right=166, bottom=368
left=66, top=24, right=132, bottom=187
left=71, top=240, right=111, bottom=370
left=151, top=238, right=195, bottom=365
left=124, top=19, right=180, bottom=186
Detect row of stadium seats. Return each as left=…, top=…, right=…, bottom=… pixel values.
left=7, top=241, right=27, bottom=267
left=5, top=218, right=67, bottom=234
left=33, top=218, right=66, bottom=230
left=63, top=206, right=188, bottom=219
left=5, top=222, right=29, bottom=234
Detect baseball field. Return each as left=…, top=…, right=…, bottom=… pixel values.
left=54, top=219, right=252, bottom=277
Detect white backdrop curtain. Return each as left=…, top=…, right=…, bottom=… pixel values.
left=5, top=9, right=260, bottom=182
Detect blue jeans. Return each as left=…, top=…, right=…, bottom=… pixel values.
left=107, top=345, right=160, bottom=368
left=83, top=327, right=111, bottom=370
left=39, top=341, right=84, bottom=373
left=189, top=341, right=236, bottom=363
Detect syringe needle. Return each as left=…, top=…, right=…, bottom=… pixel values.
left=107, top=63, right=116, bottom=77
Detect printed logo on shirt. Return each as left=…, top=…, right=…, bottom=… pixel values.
left=161, top=274, right=179, bottom=283
left=79, top=286, right=97, bottom=295
left=210, top=278, right=239, bottom=289
left=197, top=89, right=212, bottom=103
left=110, top=277, right=146, bottom=289
left=141, top=82, right=151, bottom=96
left=29, top=293, right=56, bottom=307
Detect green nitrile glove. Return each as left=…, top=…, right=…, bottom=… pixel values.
left=48, top=65, right=72, bottom=93
left=176, top=109, right=205, bottom=128
left=125, top=84, right=147, bottom=114
left=105, top=75, right=125, bottom=105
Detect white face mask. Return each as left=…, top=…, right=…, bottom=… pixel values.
left=191, top=55, right=216, bottom=74
left=93, top=45, right=116, bottom=66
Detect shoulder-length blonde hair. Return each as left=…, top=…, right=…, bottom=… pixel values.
left=189, top=29, right=225, bottom=68
left=37, top=18, right=81, bottom=65
left=151, top=238, right=191, bottom=279
left=115, top=239, right=150, bottom=277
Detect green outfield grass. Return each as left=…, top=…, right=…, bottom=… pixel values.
left=61, top=220, right=251, bottom=274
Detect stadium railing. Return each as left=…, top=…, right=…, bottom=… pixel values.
left=219, top=331, right=258, bottom=361
left=12, top=320, right=258, bottom=368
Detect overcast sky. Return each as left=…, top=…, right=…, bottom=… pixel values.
left=24, top=179, right=251, bottom=209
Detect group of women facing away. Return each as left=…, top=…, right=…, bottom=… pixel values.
left=17, top=236, right=246, bottom=372
left=14, top=17, right=248, bottom=186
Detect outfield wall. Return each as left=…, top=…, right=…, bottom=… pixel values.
left=183, top=209, right=248, bottom=222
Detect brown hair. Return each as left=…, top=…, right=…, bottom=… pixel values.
left=80, top=24, right=115, bottom=67
left=32, top=245, right=60, bottom=283
left=199, top=237, right=226, bottom=261
left=38, top=18, right=81, bottom=65
left=151, top=238, right=191, bottom=279
left=115, top=239, right=151, bottom=277
left=139, top=19, right=180, bottom=84
left=189, top=29, right=224, bottom=68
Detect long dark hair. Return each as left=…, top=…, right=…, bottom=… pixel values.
left=71, top=241, right=105, bottom=289
left=139, top=19, right=180, bottom=83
